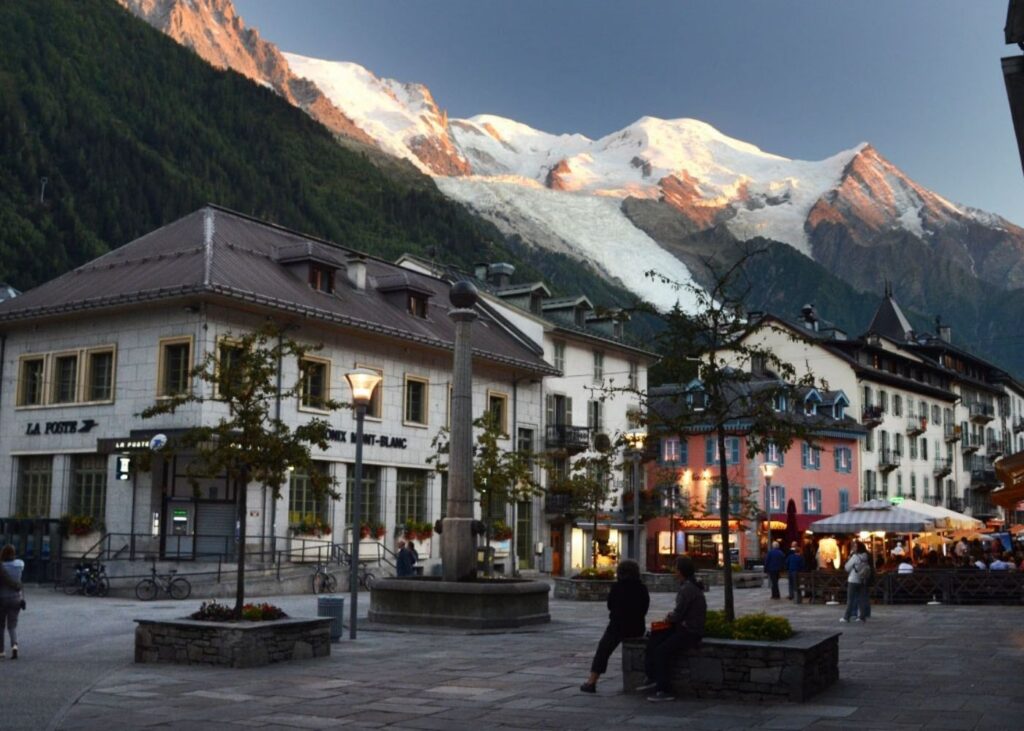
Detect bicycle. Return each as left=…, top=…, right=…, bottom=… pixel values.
left=62, top=562, right=109, bottom=597
left=135, top=567, right=191, bottom=601
left=311, top=562, right=337, bottom=594
left=357, top=561, right=376, bottom=590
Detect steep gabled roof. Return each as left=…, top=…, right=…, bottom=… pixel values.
left=867, top=284, right=915, bottom=342
left=0, top=206, right=557, bottom=376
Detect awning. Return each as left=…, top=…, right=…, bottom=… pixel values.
left=808, top=499, right=936, bottom=533
left=893, top=498, right=982, bottom=531
left=993, top=451, right=1024, bottom=509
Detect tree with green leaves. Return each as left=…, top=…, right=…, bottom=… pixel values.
left=613, top=244, right=818, bottom=621
left=142, top=322, right=341, bottom=616
left=429, top=411, right=542, bottom=571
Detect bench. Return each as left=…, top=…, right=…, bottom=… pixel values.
left=622, top=632, right=840, bottom=702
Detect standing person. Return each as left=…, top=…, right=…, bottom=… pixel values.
left=0, top=544, right=24, bottom=660
left=764, top=541, right=785, bottom=599
left=580, top=559, right=650, bottom=694
left=639, top=556, right=707, bottom=702
left=786, top=542, right=804, bottom=602
left=841, top=540, right=871, bottom=623
left=955, top=537, right=969, bottom=565
left=395, top=540, right=414, bottom=577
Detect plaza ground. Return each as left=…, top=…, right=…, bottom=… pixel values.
left=2, top=578, right=1021, bottom=730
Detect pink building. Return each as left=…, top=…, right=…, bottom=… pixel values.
left=644, top=386, right=865, bottom=569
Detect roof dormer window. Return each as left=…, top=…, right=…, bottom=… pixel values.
left=309, top=264, right=335, bottom=294
left=408, top=292, right=428, bottom=318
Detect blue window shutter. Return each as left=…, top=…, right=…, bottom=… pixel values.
left=840, top=489, right=849, bottom=512
left=801, top=488, right=808, bottom=513
left=680, top=441, right=688, bottom=466
left=779, top=485, right=786, bottom=511
left=706, top=437, right=714, bottom=465
left=729, top=438, right=740, bottom=465
left=779, top=449, right=784, bottom=467
left=834, top=449, right=840, bottom=472
left=801, top=442, right=808, bottom=468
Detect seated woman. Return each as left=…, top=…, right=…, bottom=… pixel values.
left=580, top=559, right=649, bottom=694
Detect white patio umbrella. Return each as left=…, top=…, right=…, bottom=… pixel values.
left=808, top=499, right=937, bottom=533
left=894, top=498, right=983, bottom=531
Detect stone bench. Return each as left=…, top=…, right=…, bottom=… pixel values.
left=622, top=631, right=840, bottom=702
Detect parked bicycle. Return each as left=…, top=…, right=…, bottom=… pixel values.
left=311, top=562, right=337, bottom=594
left=357, top=561, right=376, bottom=590
left=62, top=561, right=109, bottom=597
left=135, top=567, right=191, bottom=601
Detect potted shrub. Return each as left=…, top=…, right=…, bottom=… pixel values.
left=491, top=520, right=513, bottom=541
left=59, top=514, right=105, bottom=558
left=554, top=565, right=617, bottom=600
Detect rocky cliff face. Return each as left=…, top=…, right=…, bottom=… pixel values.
left=116, top=0, right=373, bottom=145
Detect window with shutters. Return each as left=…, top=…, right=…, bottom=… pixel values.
left=553, top=341, right=565, bottom=372
left=893, top=394, right=902, bottom=417
left=801, top=442, right=821, bottom=470
left=587, top=399, right=604, bottom=433
left=705, top=436, right=740, bottom=465
left=834, top=446, right=852, bottom=473
left=769, top=485, right=786, bottom=512
left=802, top=487, right=822, bottom=514
left=766, top=441, right=785, bottom=466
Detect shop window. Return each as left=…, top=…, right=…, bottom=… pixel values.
left=404, top=375, right=429, bottom=426
left=17, top=456, right=52, bottom=518
left=345, top=464, right=381, bottom=525
left=299, top=356, right=330, bottom=411
left=396, top=469, right=427, bottom=524
left=158, top=337, right=192, bottom=398
left=71, top=454, right=107, bottom=521
left=17, top=355, right=45, bottom=407
left=288, top=462, right=329, bottom=526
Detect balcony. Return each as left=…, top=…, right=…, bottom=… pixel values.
left=1014, top=418, right=1024, bottom=435
left=946, top=496, right=964, bottom=513
left=932, top=458, right=952, bottom=478
left=906, top=416, right=927, bottom=437
left=544, top=492, right=573, bottom=515
left=545, top=424, right=591, bottom=454
left=962, top=432, right=982, bottom=454
left=968, top=402, right=995, bottom=424
left=944, top=424, right=961, bottom=443
left=862, top=405, right=883, bottom=428
left=969, top=458, right=998, bottom=487
left=987, top=436, right=1008, bottom=459
left=878, top=448, right=901, bottom=473
left=967, top=491, right=998, bottom=518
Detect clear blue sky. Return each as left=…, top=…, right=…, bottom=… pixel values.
left=235, top=0, right=1024, bottom=223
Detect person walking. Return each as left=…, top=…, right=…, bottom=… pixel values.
left=580, top=559, right=649, bottom=694
left=395, top=540, right=415, bottom=577
left=764, top=541, right=786, bottom=599
left=785, top=541, right=804, bottom=602
left=841, top=540, right=870, bottom=623
left=0, top=544, right=24, bottom=660
left=639, top=556, right=707, bottom=702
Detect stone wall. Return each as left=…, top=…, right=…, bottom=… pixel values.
left=553, top=577, right=612, bottom=601
left=135, top=617, right=332, bottom=668
left=622, top=631, right=840, bottom=702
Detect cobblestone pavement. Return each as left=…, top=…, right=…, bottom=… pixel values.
left=3, top=580, right=1022, bottom=730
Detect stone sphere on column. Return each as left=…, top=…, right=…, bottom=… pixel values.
left=450, top=280, right=479, bottom=309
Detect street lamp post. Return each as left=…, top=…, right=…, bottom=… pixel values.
left=625, top=430, right=646, bottom=567
left=760, top=462, right=776, bottom=558
left=345, top=368, right=382, bottom=640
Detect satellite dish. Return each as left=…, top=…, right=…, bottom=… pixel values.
left=149, top=433, right=168, bottom=451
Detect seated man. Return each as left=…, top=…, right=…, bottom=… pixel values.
left=639, top=556, right=707, bottom=702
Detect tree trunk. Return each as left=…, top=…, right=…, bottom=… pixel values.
left=717, top=430, right=735, bottom=622
left=234, top=471, right=248, bottom=616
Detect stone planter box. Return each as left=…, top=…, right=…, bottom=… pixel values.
left=641, top=572, right=678, bottom=592
left=61, top=531, right=102, bottom=558
left=288, top=535, right=333, bottom=563
left=622, top=631, right=840, bottom=702
left=553, top=577, right=614, bottom=601
left=135, top=617, right=332, bottom=668
left=643, top=571, right=763, bottom=591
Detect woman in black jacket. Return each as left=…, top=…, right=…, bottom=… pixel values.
left=580, top=559, right=650, bottom=693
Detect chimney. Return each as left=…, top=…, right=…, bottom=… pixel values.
left=800, top=304, right=818, bottom=332
left=938, top=324, right=952, bottom=343
left=346, top=255, right=367, bottom=291
left=487, top=262, right=515, bottom=288
left=474, top=263, right=489, bottom=281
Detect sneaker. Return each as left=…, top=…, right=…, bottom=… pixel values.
left=839, top=617, right=848, bottom=623
left=635, top=679, right=658, bottom=693
left=10, top=645, right=17, bottom=660
left=853, top=618, right=863, bottom=623
left=647, top=691, right=675, bottom=702
left=579, top=682, right=596, bottom=694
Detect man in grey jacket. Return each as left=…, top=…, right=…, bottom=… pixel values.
left=639, top=556, right=707, bottom=702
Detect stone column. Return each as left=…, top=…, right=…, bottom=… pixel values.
left=442, top=282, right=479, bottom=581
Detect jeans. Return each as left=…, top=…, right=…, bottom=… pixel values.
left=0, top=597, right=20, bottom=651
left=787, top=570, right=801, bottom=602
left=768, top=571, right=781, bottom=598
left=644, top=628, right=701, bottom=693
left=590, top=624, right=637, bottom=674
left=844, top=582, right=867, bottom=620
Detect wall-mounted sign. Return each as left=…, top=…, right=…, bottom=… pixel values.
left=25, top=419, right=97, bottom=436
left=676, top=519, right=741, bottom=531
left=327, top=429, right=407, bottom=449
left=116, top=455, right=132, bottom=481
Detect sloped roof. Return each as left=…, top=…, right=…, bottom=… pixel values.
left=0, top=206, right=557, bottom=376
left=867, top=288, right=915, bottom=342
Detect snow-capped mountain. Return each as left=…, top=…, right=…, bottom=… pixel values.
left=119, top=0, right=1024, bottom=311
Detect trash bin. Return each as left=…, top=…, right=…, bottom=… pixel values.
left=317, top=595, right=344, bottom=642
